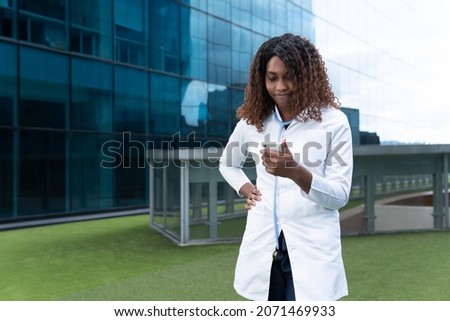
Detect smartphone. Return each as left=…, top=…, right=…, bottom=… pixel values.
left=262, top=142, right=281, bottom=152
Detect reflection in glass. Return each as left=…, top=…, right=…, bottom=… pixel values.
left=208, top=83, right=229, bottom=139
left=0, top=42, right=15, bottom=126
left=71, top=133, right=113, bottom=212
left=114, top=66, right=149, bottom=133
left=0, top=129, right=13, bottom=218
left=150, top=73, right=180, bottom=135
left=115, top=134, right=147, bottom=206
left=71, top=57, right=112, bottom=132
left=19, top=130, right=66, bottom=216
left=114, top=0, right=148, bottom=66
left=0, top=1, right=13, bottom=38
left=0, top=0, right=338, bottom=224
left=19, top=47, right=68, bottom=129
left=150, top=0, right=180, bottom=73
left=208, top=16, right=230, bottom=85
left=181, top=7, right=207, bottom=80
left=181, top=80, right=208, bottom=128
left=231, top=26, right=251, bottom=87
left=71, top=0, right=113, bottom=58
left=18, top=0, right=67, bottom=49
left=181, top=80, right=229, bottom=140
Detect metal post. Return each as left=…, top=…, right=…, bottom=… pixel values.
left=432, top=171, right=444, bottom=229
left=149, top=161, right=154, bottom=225
left=192, top=183, right=202, bottom=220
left=225, top=186, right=235, bottom=214
left=163, top=164, right=167, bottom=229
left=180, top=162, right=190, bottom=245
left=364, top=175, right=375, bottom=233
left=209, top=180, right=218, bottom=240
left=444, top=153, right=449, bottom=229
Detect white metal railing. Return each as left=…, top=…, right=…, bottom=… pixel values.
left=149, top=145, right=450, bottom=245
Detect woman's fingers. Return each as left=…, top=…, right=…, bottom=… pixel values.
left=245, top=188, right=261, bottom=209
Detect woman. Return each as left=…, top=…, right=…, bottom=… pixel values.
left=219, top=33, right=353, bottom=301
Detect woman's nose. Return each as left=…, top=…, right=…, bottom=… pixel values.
left=276, top=80, right=288, bottom=91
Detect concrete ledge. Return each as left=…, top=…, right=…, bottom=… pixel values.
left=0, top=208, right=148, bottom=231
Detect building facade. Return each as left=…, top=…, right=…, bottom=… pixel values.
left=0, top=0, right=317, bottom=223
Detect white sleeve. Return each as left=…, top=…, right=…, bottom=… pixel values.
left=219, top=120, right=252, bottom=196
left=303, top=114, right=354, bottom=210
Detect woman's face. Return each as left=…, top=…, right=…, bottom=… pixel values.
left=265, top=55, right=294, bottom=116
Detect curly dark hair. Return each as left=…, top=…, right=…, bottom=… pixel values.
left=236, top=33, right=340, bottom=131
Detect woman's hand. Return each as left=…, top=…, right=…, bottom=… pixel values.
left=239, top=183, right=262, bottom=210
left=245, top=186, right=262, bottom=210
left=261, top=139, right=312, bottom=194
left=261, top=139, right=298, bottom=177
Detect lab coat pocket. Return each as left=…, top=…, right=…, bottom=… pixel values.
left=241, top=206, right=266, bottom=244
left=302, top=203, right=340, bottom=255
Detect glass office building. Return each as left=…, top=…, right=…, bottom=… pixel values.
left=0, top=0, right=316, bottom=222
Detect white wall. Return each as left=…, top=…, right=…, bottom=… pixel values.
left=374, top=205, right=434, bottom=232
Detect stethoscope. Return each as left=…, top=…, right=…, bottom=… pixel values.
left=271, top=110, right=293, bottom=254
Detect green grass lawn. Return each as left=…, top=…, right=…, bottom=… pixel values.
left=0, top=214, right=449, bottom=301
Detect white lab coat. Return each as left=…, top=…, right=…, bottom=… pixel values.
left=219, top=107, right=353, bottom=301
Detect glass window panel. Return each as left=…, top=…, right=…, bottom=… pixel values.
left=151, top=161, right=181, bottom=238
left=270, top=0, right=287, bottom=36
left=114, top=66, right=149, bottom=133
left=0, top=2, right=13, bottom=38
left=287, top=3, right=303, bottom=35
left=181, top=7, right=207, bottom=80
left=208, top=108, right=230, bottom=140
left=299, top=0, right=313, bottom=11
left=252, top=33, right=268, bottom=54
left=231, top=88, right=244, bottom=127
left=231, top=0, right=251, bottom=29
left=189, top=182, right=209, bottom=240
left=150, top=73, right=180, bottom=135
left=326, top=61, right=340, bottom=97
left=18, top=0, right=65, bottom=20
left=208, top=17, right=230, bottom=85
left=208, top=83, right=230, bottom=139
left=180, top=0, right=206, bottom=12
left=181, top=79, right=208, bottom=138
left=252, top=1, right=270, bottom=35
left=216, top=181, right=246, bottom=238
left=150, top=0, right=180, bottom=73
left=207, top=0, right=230, bottom=20
left=18, top=0, right=67, bottom=49
left=231, top=26, right=251, bottom=86
left=71, top=0, right=113, bottom=59
left=71, top=57, right=112, bottom=132
left=114, top=133, right=147, bottom=206
left=19, top=47, right=68, bottom=129
left=72, top=133, right=114, bottom=211
left=19, top=130, right=66, bottom=216
left=0, top=128, right=13, bottom=219
left=115, top=165, right=147, bottom=206
left=302, top=9, right=315, bottom=42
left=0, top=42, right=16, bottom=126
left=114, top=0, right=148, bottom=66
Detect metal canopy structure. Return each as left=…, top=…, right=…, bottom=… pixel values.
left=353, top=144, right=450, bottom=233
left=149, top=145, right=450, bottom=245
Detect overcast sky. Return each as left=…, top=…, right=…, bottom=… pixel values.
left=313, top=0, right=450, bottom=144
